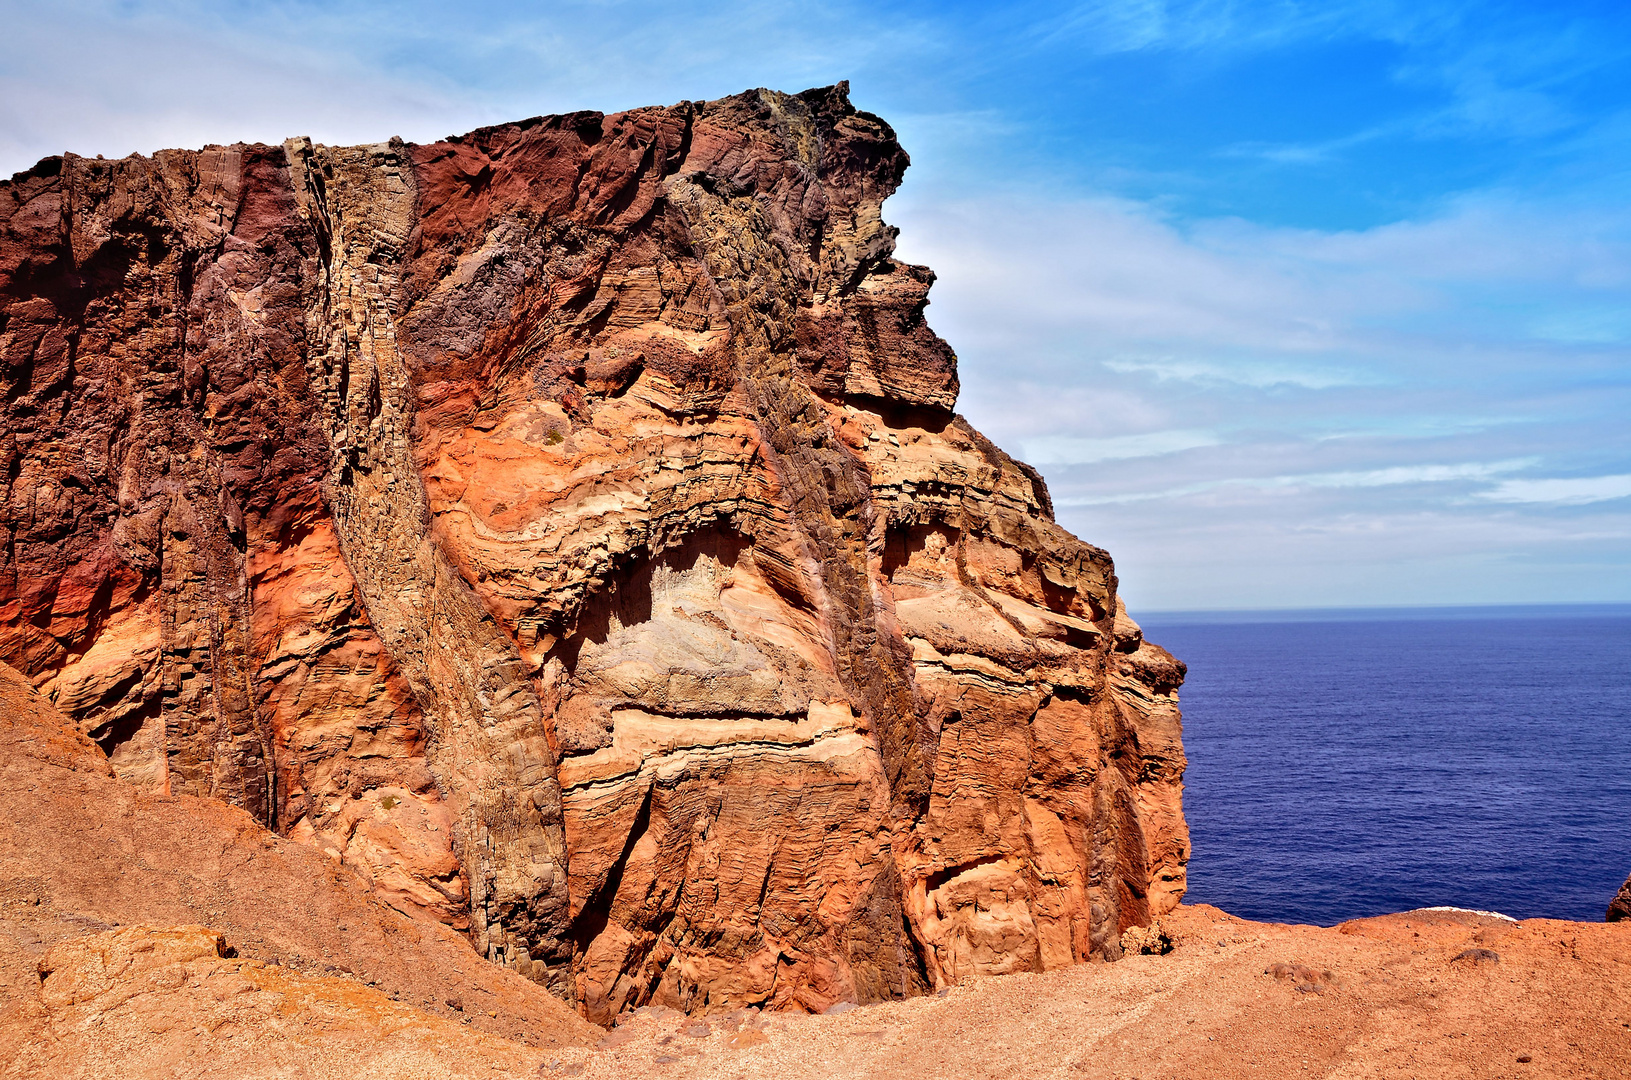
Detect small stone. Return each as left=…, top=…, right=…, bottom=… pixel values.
left=1518, top=1055, right=1533, bottom=1064
left=726, top=1028, right=769, bottom=1050
left=1450, top=948, right=1500, bottom=965
left=681, top=1020, right=711, bottom=1038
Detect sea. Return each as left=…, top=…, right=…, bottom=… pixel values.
left=1138, top=604, right=1631, bottom=926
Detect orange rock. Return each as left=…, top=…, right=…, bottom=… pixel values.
left=0, top=83, right=1188, bottom=1019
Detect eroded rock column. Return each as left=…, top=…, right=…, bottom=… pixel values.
left=286, top=138, right=573, bottom=991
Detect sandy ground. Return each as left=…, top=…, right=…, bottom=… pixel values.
left=3, top=665, right=1626, bottom=1078
left=8, top=901, right=1625, bottom=1079
left=533, top=902, right=1631, bottom=1080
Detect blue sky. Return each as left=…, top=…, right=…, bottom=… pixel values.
left=4, top=1, right=1628, bottom=609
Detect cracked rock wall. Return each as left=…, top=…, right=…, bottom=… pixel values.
left=0, top=83, right=1188, bottom=1019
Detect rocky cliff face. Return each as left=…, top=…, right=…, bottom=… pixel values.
left=0, top=83, right=1187, bottom=1019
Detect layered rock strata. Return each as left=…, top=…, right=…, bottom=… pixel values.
left=0, top=83, right=1188, bottom=1019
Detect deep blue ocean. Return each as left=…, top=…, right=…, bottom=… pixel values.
left=1139, top=605, right=1631, bottom=926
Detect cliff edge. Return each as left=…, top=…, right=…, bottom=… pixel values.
left=0, top=83, right=1187, bottom=1020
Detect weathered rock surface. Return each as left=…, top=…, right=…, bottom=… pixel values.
left=1610, top=874, right=1631, bottom=921
left=0, top=83, right=1187, bottom=1020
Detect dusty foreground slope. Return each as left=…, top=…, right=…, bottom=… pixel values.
left=543, top=904, right=1631, bottom=1080
left=4, top=662, right=1626, bottom=1079
left=0, top=658, right=600, bottom=1072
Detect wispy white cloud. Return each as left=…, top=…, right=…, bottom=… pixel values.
left=0, top=0, right=941, bottom=174
left=1104, top=356, right=1377, bottom=389
left=1037, top=0, right=1406, bottom=57
left=1477, top=474, right=1631, bottom=505
left=1042, top=0, right=1173, bottom=53
left=1057, top=458, right=1538, bottom=506
left=1291, top=460, right=1539, bottom=489
left=1039, top=0, right=1630, bottom=157
left=1021, top=429, right=1222, bottom=465
left=893, top=177, right=1630, bottom=602
left=1309, top=415, right=1526, bottom=441
left=1395, top=10, right=1631, bottom=143
left=893, top=193, right=1395, bottom=358
left=0, top=0, right=478, bottom=169
left=895, top=186, right=1631, bottom=439
left=1217, top=117, right=1413, bottom=167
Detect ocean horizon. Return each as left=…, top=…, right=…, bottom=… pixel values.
left=1139, top=604, right=1631, bottom=927
left=1140, top=601, right=1631, bottom=623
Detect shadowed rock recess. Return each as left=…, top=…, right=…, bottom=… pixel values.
left=0, top=83, right=1188, bottom=1020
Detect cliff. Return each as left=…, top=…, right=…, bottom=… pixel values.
left=0, top=83, right=1188, bottom=1020
left=5, top=666, right=1627, bottom=1080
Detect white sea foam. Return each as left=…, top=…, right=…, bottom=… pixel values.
left=1416, top=906, right=1517, bottom=922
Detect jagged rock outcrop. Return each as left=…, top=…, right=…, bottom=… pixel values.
left=1610, top=875, right=1631, bottom=921
left=0, top=83, right=1188, bottom=1020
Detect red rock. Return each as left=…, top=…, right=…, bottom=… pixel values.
left=0, top=83, right=1188, bottom=1020
left=1610, top=874, right=1631, bottom=921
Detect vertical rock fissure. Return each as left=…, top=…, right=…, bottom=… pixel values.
left=651, top=91, right=939, bottom=1001
left=666, top=155, right=931, bottom=816
left=284, top=137, right=575, bottom=996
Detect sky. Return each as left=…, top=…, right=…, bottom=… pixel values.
left=3, top=1, right=1628, bottom=611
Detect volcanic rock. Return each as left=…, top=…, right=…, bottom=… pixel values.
left=0, top=83, right=1188, bottom=1020
left=1610, top=874, right=1631, bottom=921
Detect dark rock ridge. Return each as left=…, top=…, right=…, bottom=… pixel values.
left=0, top=83, right=1188, bottom=1019
left=1610, top=875, right=1631, bottom=922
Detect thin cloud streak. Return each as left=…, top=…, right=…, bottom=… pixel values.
left=1022, top=430, right=1222, bottom=465
left=1102, top=357, right=1378, bottom=389
left=1478, top=475, right=1631, bottom=505
left=1055, top=459, right=1539, bottom=507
